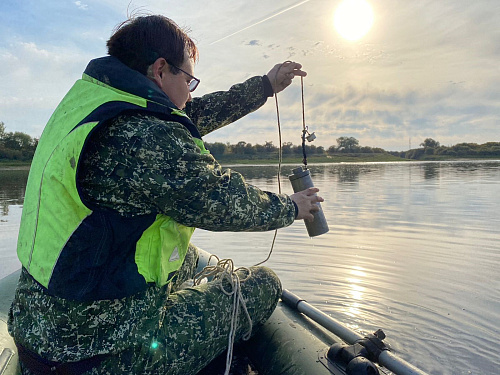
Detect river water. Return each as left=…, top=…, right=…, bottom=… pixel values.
left=1, top=161, right=499, bottom=375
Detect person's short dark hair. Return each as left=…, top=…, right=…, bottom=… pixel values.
left=107, top=15, right=198, bottom=75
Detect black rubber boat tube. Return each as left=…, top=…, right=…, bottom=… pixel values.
left=281, top=289, right=429, bottom=375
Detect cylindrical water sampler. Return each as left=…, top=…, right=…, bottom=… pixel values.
left=289, top=166, right=329, bottom=237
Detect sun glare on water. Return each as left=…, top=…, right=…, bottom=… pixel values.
left=334, top=0, right=374, bottom=41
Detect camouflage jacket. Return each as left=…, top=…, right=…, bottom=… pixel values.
left=9, top=75, right=295, bottom=363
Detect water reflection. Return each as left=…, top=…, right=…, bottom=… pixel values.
left=345, top=266, right=367, bottom=317
left=227, top=164, right=292, bottom=187
left=348, top=283, right=364, bottom=300
left=0, top=168, right=28, bottom=280
left=346, top=302, right=362, bottom=318
left=422, top=163, right=440, bottom=180
left=338, top=165, right=362, bottom=184
left=0, top=168, right=29, bottom=216
left=454, top=162, right=480, bottom=173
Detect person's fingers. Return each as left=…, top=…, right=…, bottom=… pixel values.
left=306, top=187, right=320, bottom=195
left=286, top=62, right=307, bottom=76
left=304, top=213, right=315, bottom=222
left=281, top=62, right=305, bottom=75
left=290, top=187, right=323, bottom=220
left=267, top=61, right=307, bottom=93
left=286, top=70, right=305, bottom=78
left=284, top=61, right=301, bottom=69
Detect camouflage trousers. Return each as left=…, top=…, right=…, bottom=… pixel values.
left=9, top=245, right=282, bottom=375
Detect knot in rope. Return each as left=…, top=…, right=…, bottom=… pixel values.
left=193, top=255, right=253, bottom=375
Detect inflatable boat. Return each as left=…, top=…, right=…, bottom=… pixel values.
left=0, top=251, right=428, bottom=375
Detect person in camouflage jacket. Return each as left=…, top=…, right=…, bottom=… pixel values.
left=9, top=14, right=323, bottom=375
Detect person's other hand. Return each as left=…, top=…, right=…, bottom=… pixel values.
left=266, top=61, right=307, bottom=94
left=290, top=187, right=324, bottom=221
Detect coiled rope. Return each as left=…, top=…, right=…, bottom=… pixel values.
left=193, top=255, right=253, bottom=375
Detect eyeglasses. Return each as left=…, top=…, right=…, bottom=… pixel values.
left=166, top=61, right=200, bottom=92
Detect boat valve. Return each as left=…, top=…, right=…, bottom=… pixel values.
left=323, top=329, right=388, bottom=375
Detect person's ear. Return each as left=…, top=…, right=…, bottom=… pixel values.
left=147, top=58, right=168, bottom=89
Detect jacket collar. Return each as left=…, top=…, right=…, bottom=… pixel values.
left=83, top=56, right=179, bottom=110
left=82, top=56, right=202, bottom=140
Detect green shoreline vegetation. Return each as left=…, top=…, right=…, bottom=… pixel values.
left=1, top=122, right=499, bottom=167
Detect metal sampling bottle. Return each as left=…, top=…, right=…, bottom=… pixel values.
left=289, top=166, right=329, bottom=237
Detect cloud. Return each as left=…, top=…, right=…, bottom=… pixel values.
left=304, top=81, right=500, bottom=149
left=0, top=41, right=95, bottom=136
left=204, top=79, right=500, bottom=151
left=1, top=0, right=498, bottom=152
left=247, top=40, right=261, bottom=46
left=74, top=1, right=88, bottom=10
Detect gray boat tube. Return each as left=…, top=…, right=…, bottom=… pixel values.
left=282, top=289, right=429, bottom=375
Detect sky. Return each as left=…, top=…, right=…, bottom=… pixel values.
left=1, top=0, right=499, bottom=151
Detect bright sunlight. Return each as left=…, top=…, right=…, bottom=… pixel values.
left=334, top=0, right=374, bottom=41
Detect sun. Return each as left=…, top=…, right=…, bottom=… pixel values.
left=334, top=0, right=374, bottom=41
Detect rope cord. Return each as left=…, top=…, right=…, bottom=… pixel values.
left=253, top=61, right=292, bottom=267
left=300, top=76, right=308, bottom=168
left=271, top=61, right=291, bottom=197
left=254, top=62, right=310, bottom=266
left=275, top=92, right=283, bottom=195
left=193, top=256, right=253, bottom=375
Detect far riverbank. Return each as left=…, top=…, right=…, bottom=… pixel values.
left=4, top=152, right=500, bottom=170
left=0, top=161, right=31, bottom=170
left=210, top=153, right=500, bottom=165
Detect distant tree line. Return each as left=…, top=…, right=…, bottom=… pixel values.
left=206, top=140, right=328, bottom=158
left=207, top=136, right=500, bottom=160
left=1, top=121, right=499, bottom=163
left=0, top=122, right=38, bottom=161
left=205, top=137, right=388, bottom=159
left=388, top=138, right=500, bottom=159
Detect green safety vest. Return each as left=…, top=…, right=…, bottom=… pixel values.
left=17, top=58, right=208, bottom=300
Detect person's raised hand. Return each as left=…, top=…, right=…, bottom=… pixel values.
left=266, top=61, right=307, bottom=94
left=290, top=187, right=324, bottom=222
